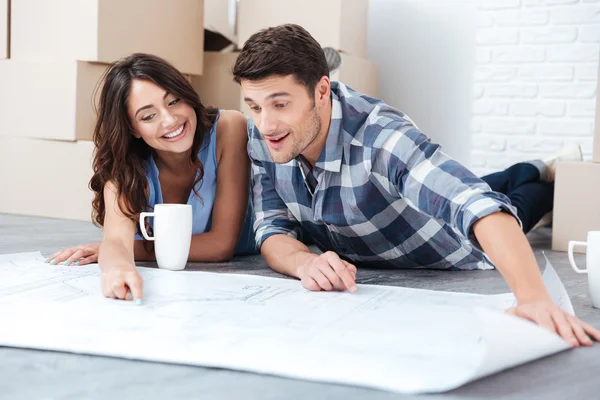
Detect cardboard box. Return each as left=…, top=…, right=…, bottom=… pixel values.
left=190, top=51, right=378, bottom=114
left=204, top=0, right=237, bottom=45
left=11, top=0, right=204, bottom=75
left=191, top=52, right=242, bottom=112
left=331, top=53, right=379, bottom=98
left=237, top=0, right=368, bottom=57
left=0, top=138, right=95, bottom=221
left=552, top=161, right=600, bottom=253
left=0, top=0, right=8, bottom=59
left=594, top=62, right=600, bottom=162
left=0, top=60, right=107, bottom=141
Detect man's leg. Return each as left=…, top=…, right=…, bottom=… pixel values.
left=480, top=161, right=544, bottom=194
left=479, top=145, right=582, bottom=233
left=481, top=162, right=554, bottom=233
left=503, top=181, right=554, bottom=234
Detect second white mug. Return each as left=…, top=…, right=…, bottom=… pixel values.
left=568, top=231, right=600, bottom=308
left=139, top=204, right=193, bottom=271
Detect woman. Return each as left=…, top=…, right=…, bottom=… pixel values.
left=46, top=53, right=256, bottom=303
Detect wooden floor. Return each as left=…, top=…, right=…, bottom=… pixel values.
left=1, top=213, right=598, bottom=400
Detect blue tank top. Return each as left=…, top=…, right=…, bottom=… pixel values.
left=136, top=112, right=257, bottom=255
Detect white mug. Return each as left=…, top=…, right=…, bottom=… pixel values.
left=568, top=231, right=600, bottom=308
left=139, top=204, right=192, bottom=271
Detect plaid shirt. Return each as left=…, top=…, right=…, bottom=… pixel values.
left=248, top=82, right=520, bottom=270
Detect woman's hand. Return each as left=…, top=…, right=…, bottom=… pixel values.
left=101, top=265, right=144, bottom=304
left=45, top=243, right=101, bottom=266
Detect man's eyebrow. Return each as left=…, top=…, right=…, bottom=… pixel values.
left=266, top=92, right=291, bottom=100
left=244, top=92, right=292, bottom=103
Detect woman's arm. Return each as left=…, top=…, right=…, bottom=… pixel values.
left=99, top=181, right=144, bottom=301
left=188, top=110, right=251, bottom=262
left=133, top=110, right=251, bottom=263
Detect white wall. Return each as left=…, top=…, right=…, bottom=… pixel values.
left=472, top=0, right=600, bottom=175
left=367, top=0, right=478, bottom=167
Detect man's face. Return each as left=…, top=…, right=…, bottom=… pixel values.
left=241, top=75, right=321, bottom=164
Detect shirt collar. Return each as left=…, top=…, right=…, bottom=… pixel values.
left=313, top=87, right=347, bottom=173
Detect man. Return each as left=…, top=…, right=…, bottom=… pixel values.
left=233, top=24, right=599, bottom=346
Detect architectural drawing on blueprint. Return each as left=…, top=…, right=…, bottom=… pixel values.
left=0, top=252, right=571, bottom=394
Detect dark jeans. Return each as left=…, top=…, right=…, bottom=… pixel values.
left=481, top=162, right=554, bottom=234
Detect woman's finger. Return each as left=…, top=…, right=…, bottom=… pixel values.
left=47, top=250, right=72, bottom=265
left=110, top=278, right=128, bottom=300
left=45, top=251, right=64, bottom=264
left=125, top=271, right=144, bottom=304
left=63, top=249, right=86, bottom=266
left=77, top=254, right=98, bottom=266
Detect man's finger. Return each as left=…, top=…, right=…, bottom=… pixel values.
left=326, top=253, right=357, bottom=292
left=343, top=261, right=357, bottom=276
left=570, top=315, right=600, bottom=342
left=316, top=261, right=345, bottom=291
left=308, top=268, right=333, bottom=291
left=551, top=310, right=579, bottom=347
left=343, top=261, right=357, bottom=280
left=569, top=318, right=593, bottom=346
left=301, top=275, right=321, bottom=292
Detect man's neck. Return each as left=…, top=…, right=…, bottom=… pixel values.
left=301, top=99, right=332, bottom=167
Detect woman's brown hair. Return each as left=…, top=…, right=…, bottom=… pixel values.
left=89, top=53, right=216, bottom=234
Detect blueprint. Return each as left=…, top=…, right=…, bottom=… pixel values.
left=0, top=252, right=572, bottom=394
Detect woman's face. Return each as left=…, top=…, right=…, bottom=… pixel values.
left=127, top=79, right=197, bottom=155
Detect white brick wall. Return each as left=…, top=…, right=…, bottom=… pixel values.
left=472, top=0, right=600, bottom=175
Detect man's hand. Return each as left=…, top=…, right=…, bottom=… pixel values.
left=507, top=300, right=600, bottom=347
left=296, top=251, right=358, bottom=292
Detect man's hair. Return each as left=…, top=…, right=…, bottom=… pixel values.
left=232, top=24, right=329, bottom=96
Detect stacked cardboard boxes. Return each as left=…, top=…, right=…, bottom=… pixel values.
left=2, top=0, right=376, bottom=221
left=552, top=63, right=600, bottom=253
left=195, top=0, right=378, bottom=115
left=0, top=0, right=204, bottom=221
left=0, top=0, right=7, bottom=60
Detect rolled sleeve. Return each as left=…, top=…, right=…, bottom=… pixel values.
left=458, top=191, right=522, bottom=251
left=250, top=148, right=301, bottom=250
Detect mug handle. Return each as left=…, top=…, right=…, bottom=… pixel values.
left=568, top=241, right=588, bottom=274
left=139, top=212, right=155, bottom=241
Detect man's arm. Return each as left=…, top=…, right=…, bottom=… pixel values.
left=249, top=135, right=356, bottom=292
left=376, top=121, right=600, bottom=346
left=474, top=213, right=600, bottom=347
left=261, top=234, right=357, bottom=292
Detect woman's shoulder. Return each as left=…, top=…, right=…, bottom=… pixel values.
left=214, top=110, right=249, bottom=143
left=215, top=110, right=247, bottom=134
left=213, top=110, right=249, bottom=160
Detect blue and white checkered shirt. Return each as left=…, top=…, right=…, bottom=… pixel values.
left=248, top=82, right=520, bottom=270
